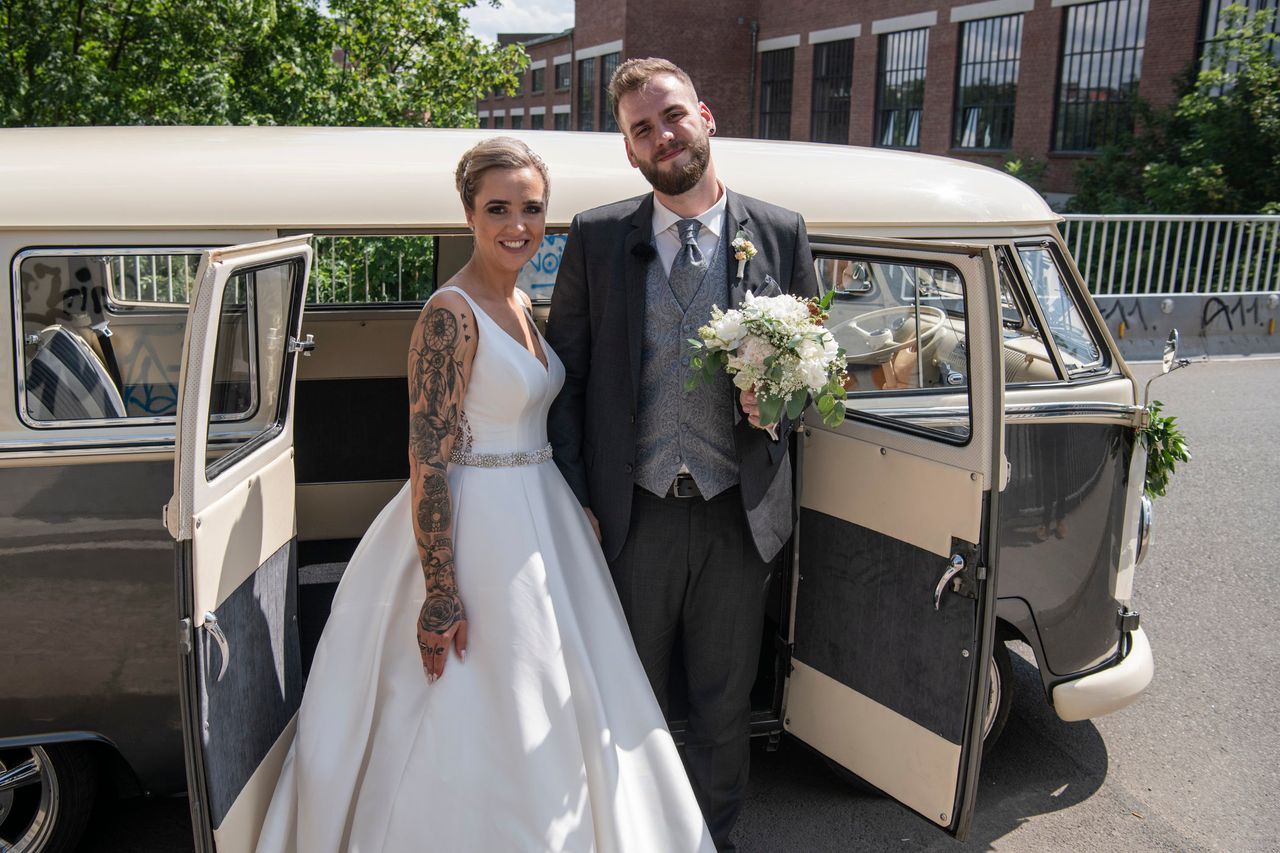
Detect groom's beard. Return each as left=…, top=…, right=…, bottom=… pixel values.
left=637, top=135, right=711, bottom=196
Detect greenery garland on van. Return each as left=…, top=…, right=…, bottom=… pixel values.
left=1141, top=401, right=1191, bottom=499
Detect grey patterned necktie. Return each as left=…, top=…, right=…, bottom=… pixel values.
left=668, top=218, right=706, bottom=310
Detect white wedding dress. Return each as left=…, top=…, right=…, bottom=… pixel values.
left=256, top=286, right=714, bottom=853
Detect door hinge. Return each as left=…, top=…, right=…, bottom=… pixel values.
left=1117, top=608, right=1140, bottom=633
left=775, top=636, right=795, bottom=675
left=177, top=618, right=193, bottom=655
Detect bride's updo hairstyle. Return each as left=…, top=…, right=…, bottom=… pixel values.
left=455, top=137, right=551, bottom=211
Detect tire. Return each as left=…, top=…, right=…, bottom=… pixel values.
left=0, top=743, right=97, bottom=853
left=823, top=640, right=1015, bottom=791
left=982, top=640, right=1014, bottom=755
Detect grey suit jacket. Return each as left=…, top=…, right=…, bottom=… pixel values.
left=546, top=188, right=820, bottom=562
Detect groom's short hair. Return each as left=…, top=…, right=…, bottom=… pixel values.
left=607, top=58, right=698, bottom=127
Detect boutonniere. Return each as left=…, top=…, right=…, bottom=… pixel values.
left=730, top=230, right=757, bottom=282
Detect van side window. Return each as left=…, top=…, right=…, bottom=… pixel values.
left=307, top=234, right=565, bottom=306
left=996, top=250, right=1059, bottom=384
left=18, top=250, right=198, bottom=423
left=815, top=253, right=971, bottom=439
left=1015, top=245, right=1107, bottom=376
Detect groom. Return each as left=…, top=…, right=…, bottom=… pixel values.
left=547, top=58, right=818, bottom=850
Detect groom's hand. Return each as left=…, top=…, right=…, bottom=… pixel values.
left=739, top=389, right=762, bottom=429
left=583, top=506, right=603, bottom=543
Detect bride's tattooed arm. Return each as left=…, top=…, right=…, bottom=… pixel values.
left=408, top=294, right=475, bottom=682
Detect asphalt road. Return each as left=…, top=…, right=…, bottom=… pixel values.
left=78, top=356, right=1279, bottom=852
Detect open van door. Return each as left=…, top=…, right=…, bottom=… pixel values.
left=166, top=236, right=314, bottom=852
left=784, top=237, right=1004, bottom=840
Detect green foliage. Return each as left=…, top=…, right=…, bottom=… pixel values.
left=309, top=235, right=436, bottom=303
left=1069, top=5, right=1280, bottom=213
left=1002, top=155, right=1048, bottom=195
left=1140, top=400, right=1191, bottom=499
left=0, top=0, right=525, bottom=128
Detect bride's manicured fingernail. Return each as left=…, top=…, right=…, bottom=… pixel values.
left=460, top=650, right=467, bottom=662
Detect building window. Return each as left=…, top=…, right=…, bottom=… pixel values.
left=1053, top=0, right=1149, bottom=152
left=555, top=60, right=571, bottom=91
left=479, top=116, right=489, bottom=128
left=531, top=112, right=545, bottom=130
left=810, top=39, right=854, bottom=144
left=554, top=111, right=570, bottom=130
left=494, top=115, right=505, bottom=129
left=532, top=66, right=546, bottom=93
left=876, top=28, right=929, bottom=148
left=954, top=15, right=1023, bottom=150
left=1200, top=0, right=1280, bottom=80
left=511, top=114, right=524, bottom=129
left=758, top=48, right=794, bottom=140
left=600, top=52, right=621, bottom=132
left=578, top=58, right=596, bottom=131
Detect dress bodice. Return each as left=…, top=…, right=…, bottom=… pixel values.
left=434, top=285, right=564, bottom=456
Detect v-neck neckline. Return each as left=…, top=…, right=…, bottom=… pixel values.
left=441, top=286, right=549, bottom=375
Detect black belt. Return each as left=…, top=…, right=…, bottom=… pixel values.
left=666, top=473, right=702, bottom=499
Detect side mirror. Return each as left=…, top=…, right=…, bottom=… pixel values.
left=1161, top=329, right=1180, bottom=374
left=1145, top=328, right=1188, bottom=406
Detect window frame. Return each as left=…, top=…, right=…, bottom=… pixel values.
left=531, top=65, right=546, bottom=94
left=600, top=52, right=621, bottom=132
left=952, top=14, right=1024, bottom=151
left=810, top=39, right=855, bottom=144
left=758, top=47, right=795, bottom=140
left=577, top=58, right=596, bottom=131
left=1052, top=0, right=1150, bottom=153
left=1012, top=239, right=1112, bottom=378
left=813, top=248, right=977, bottom=446
left=875, top=28, right=930, bottom=149
left=554, top=61, right=571, bottom=92
left=12, top=245, right=213, bottom=431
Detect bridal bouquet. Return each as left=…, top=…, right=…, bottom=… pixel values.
left=686, top=290, right=848, bottom=435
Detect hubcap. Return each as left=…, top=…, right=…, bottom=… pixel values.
left=0, top=747, right=59, bottom=852
left=982, top=654, right=1001, bottom=741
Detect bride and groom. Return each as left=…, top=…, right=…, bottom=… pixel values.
left=256, top=57, right=819, bottom=853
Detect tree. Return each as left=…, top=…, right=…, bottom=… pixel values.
left=0, top=0, right=525, bottom=128
left=1069, top=5, right=1279, bottom=214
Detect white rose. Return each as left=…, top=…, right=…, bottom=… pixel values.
left=800, top=359, right=828, bottom=391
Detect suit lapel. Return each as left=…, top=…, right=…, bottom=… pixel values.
left=623, top=194, right=655, bottom=407
left=724, top=189, right=755, bottom=309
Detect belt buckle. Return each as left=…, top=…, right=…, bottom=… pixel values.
left=670, top=474, right=700, bottom=499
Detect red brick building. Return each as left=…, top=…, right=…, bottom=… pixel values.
left=477, top=0, right=1262, bottom=198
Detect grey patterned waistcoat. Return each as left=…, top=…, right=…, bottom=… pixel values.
left=634, top=226, right=739, bottom=498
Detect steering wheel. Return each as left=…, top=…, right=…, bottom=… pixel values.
left=831, top=305, right=947, bottom=364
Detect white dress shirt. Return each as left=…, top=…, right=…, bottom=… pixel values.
left=652, top=189, right=727, bottom=276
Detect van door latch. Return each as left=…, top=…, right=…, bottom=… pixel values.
left=287, top=333, right=316, bottom=356
left=202, top=612, right=231, bottom=682
left=935, top=553, right=982, bottom=610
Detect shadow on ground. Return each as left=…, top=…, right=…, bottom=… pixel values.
left=737, top=649, right=1110, bottom=851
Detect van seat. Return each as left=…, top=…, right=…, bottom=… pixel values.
left=26, top=325, right=126, bottom=420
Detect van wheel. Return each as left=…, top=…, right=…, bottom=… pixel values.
left=0, top=744, right=96, bottom=853
left=982, top=640, right=1014, bottom=755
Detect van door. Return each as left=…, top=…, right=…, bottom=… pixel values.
left=165, top=236, right=314, bottom=853
left=784, top=237, right=1004, bottom=840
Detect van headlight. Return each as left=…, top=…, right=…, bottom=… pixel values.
left=1135, top=494, right=1153, bottom=565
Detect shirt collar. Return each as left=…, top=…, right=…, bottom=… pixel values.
left=651, top=186, right=727, bottom=239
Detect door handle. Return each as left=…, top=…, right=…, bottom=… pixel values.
left=202, top=612, right=230, bottom=683
left=934, top=554, right=966, bottom=611
left=287, top=333, right=316, bottom=356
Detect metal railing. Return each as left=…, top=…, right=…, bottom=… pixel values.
left=1060, top=214, right=1280, bottom=296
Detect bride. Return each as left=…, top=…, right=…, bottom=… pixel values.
left=255, top=137, right=714, bottom=853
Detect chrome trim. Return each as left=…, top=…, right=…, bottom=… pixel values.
left=1005, top=402, right=1142, bottom=422
left=935, top=554, right=966, bottom=611
left=0, top=756, right=39, bottom=794
left=1136, top=494, right=1153, bottom=565
left=202, top=612, right=230, bottom=683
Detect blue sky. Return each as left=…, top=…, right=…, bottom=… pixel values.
left=462, top=0, right=574, bottom=42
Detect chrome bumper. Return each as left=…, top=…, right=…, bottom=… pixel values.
left=1052, top=627, right=1154, bottom=722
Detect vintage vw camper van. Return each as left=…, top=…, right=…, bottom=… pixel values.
left=0, top=127, right=1156, bottom=851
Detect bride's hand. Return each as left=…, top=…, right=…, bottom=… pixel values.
left=417, top=594, right=468, bottom=683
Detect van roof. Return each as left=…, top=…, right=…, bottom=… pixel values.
left=0, top=126, right=1061, bottom=232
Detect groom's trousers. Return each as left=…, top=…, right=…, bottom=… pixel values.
left=609, top=484, right=775, bottom=853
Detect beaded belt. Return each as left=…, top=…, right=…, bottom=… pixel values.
left=449, top=443, right=554, bottom=468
